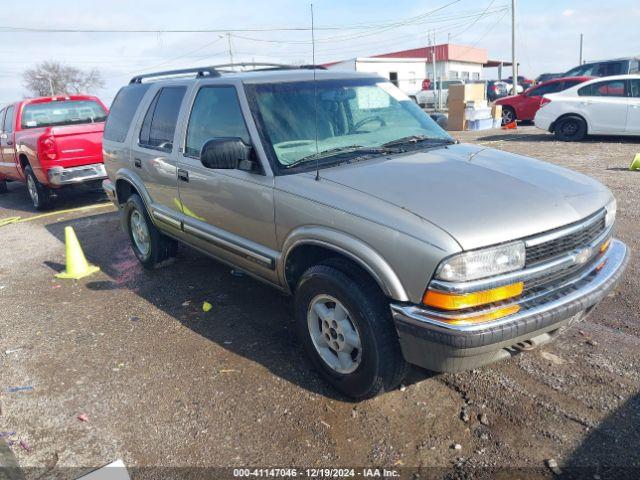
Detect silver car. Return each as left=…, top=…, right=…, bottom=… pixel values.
left=102, top=65, right=628, bottom=399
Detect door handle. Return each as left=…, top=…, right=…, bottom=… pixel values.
left=133, top=158, right=142, bottom=168
left=177, top=168, right=189, bottom=182
left=581, top=101, right=593, bottom=106
left=631, top=104, right=640, bottom=109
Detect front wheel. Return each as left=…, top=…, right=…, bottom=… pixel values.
left=124, top=194, right=178, bottom=268
left=554, top=116, right=587, bottom=141
left=294, top=264, right=408, bottom=399
left=24, top=165, right=52, bottom=210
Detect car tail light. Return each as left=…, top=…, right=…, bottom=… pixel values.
left=539, top=97, right=552, bottom=108
left=38, top=135, right=58, bottom=161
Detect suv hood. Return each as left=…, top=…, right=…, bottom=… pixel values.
left=319, top=143, right=611, bottom=250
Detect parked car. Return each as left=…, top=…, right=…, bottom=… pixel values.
left=487, top=80, right=509, bottom=102
left=495, top=76, right=592, bottom=125
left=535, top=73, right=562, bottom=84
left=563, top=57, right=640, bottom=78
left=416, top=79, right=463, bottom=107
left=103, top=66, right=628, bottom=399
left=535, top=74, right=640, bottom=141
left=0, top=95, right=108, bottom=209
left=505, top=75, right=533, bottom=91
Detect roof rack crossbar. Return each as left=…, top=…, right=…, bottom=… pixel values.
left=129, top=67, right=220, bottom=84
left=210, top=62, right=328, bottom=72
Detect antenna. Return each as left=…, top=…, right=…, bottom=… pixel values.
left=311, top=3, right=320, bottom=182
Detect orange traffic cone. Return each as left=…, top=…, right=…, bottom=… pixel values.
left=502, top=121, right=517, bottom=130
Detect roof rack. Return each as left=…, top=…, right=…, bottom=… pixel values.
left=129, top=67, right=220, bottom=84
left=211, top=62, right=328, bottom=72
left=128, top=63, right=327, bottom=84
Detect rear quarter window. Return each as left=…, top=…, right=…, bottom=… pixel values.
left=104, top=84, right=151, bottom=143
left=578, top=80, right=626, bottom=97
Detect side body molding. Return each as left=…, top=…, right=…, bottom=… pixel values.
left=279, top=226, right=409, bottom=302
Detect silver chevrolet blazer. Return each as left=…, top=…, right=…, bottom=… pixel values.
left=102, top=65, right=629, bottom=399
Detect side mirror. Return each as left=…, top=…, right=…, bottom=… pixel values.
left=200, top=137, right=256, bottom=171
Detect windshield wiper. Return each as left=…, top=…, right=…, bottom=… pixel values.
left=381, top=135, right=456, bottom=148
left=285, top=145, right=397, bottom=169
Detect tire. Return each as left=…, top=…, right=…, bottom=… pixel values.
left=24, top=165, right=52, bottom=210
left=501, top=106, right=516, bottom=125
left=554, top=116, right=587, bottom=141
left=124, top=194, right=178, bottom=268
left=294, top=263, right=408, bottom=400
left=0, top=179, right=7, bottom=194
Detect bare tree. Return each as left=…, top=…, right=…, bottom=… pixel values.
left=23, top=61, right=105, bottom=97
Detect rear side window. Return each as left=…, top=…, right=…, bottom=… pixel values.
left=596, top=62, right=625, bottom=76
left=579, top=80, right=626, bottom=97
left=4, top=106, right=15, bottom=132
left=139, top=87, right=186, bottom=152
left=561, top=80, right=583, bottom=90
left=528, top=82, right=562, bottom=97
left=104, top=84, right=150, bottom=143
left=185, top=86, right=250, bottom=157
left=630, top=80, right=640, bottom=98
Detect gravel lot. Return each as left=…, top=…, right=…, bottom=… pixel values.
left=0, top=126, right=638, bottom=479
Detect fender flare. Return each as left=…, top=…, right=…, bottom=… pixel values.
left=279, top=226, right=409, bottom=302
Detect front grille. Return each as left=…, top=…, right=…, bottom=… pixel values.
left=525, top=213, right=606, bottom=266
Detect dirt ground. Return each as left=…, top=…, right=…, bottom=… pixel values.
left=0, top=126, right=639, bottom=479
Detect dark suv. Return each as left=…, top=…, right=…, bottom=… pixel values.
left=563, top=57, right=640, bottom=77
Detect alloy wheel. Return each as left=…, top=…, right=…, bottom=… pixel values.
left=307, top=295, right=362, bottom=374
left=130, top=210, right=151, bottom=257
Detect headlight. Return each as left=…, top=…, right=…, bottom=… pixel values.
left=435, top=241, right=526, bottom=282
left=605, top=198, right=616, bottom=228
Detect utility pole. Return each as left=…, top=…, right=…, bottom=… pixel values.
left=579, top=33, right=584, bottom=65
left=511, top=0, right=518, bottom=94
left=226, top=33, right=234, bottom=65
left=431, top=31, right=438, bottom=111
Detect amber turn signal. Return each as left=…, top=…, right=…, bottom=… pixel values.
left=600, top=238, right=611, bottom=254
left=423, top=282, right=524, bottom=310
left=439, top=305, right=521, bottom=325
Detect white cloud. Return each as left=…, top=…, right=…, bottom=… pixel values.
left=562, top=9, right=575, bottom=16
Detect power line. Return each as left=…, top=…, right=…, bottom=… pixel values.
left=0, top=1, right=481, bottom=35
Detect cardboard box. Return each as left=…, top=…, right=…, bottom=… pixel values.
left=448, top=83, right=486, bottom=103
left=447, top=103, right=467, bottom=131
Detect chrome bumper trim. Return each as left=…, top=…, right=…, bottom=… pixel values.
left=391, top=239, right=628, bottom=334
left=48, top=163, right=107, bottom=185
left=430, top=226, right=613, bottom=294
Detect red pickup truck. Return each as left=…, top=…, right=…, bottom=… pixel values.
left=0, top=95, right=108, bottom=209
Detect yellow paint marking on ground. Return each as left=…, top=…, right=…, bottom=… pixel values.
left=0, top=203, right=115, bottom=227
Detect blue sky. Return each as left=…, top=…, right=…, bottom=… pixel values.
left=0, top=0, right=638, bottom=105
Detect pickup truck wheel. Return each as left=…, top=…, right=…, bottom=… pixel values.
left=554, top=116, right=587, bottom=141
left=0, top=179, right=7, bottom=194
left=24, top=166, right=52, bottom=210
left=124, top=194, right=178, bottom=268
left=295, top=264, right=408, bottom=399
left=501, top=106, right=516, bottom=125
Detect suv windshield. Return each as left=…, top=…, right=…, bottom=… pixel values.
left=21, top=100, right=107, bottom=129
left=247, top=78, right=452, bottom=169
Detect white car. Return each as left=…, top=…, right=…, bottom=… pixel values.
left=535, top=74, right=640, bottom=141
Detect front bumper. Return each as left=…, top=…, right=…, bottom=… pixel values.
left=47, top=163, right=107, bottom=186
left=391, top=239, right=629, bottom=372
